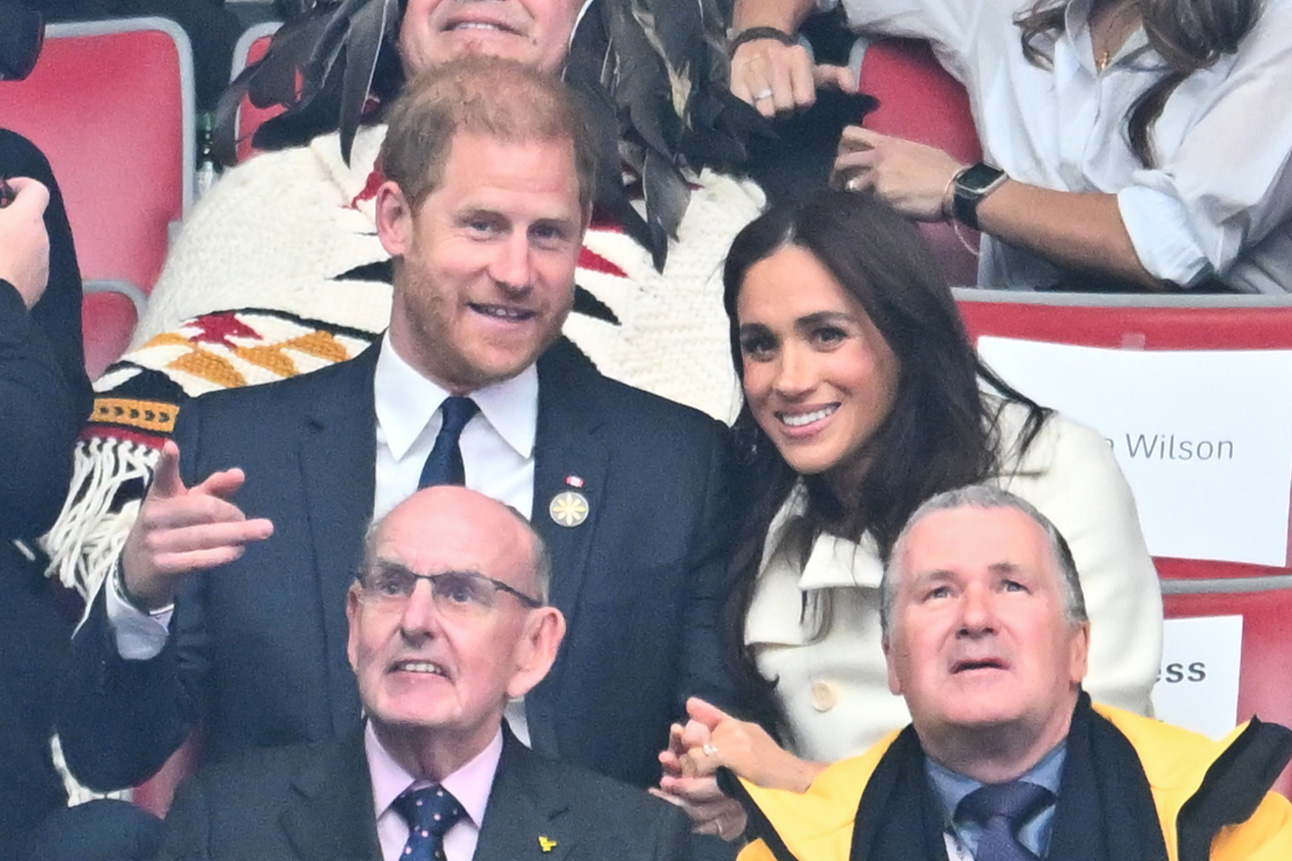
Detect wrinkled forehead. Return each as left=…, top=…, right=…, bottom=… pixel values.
left=376, top=496, right=537, bottom=585
left=898, top=507, right=1058, bottom=592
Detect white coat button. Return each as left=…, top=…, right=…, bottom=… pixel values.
left=810, top=680, right=838, bottom=712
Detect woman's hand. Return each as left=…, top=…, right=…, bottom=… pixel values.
left=834, top=126, right=964, bottom=222
left=656, top=716, right=749, bottom=841
left=730, top=38, right=855, bottom=118
left=659, top=696, right=826, bottom=794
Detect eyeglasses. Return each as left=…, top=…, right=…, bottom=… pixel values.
left=360, top=564, right=543, bottom=617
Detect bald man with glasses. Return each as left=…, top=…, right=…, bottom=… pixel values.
left=158, top=486, right=691, bottom=860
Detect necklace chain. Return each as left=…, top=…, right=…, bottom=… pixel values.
left=1092, top=0, right=1138, bottom=72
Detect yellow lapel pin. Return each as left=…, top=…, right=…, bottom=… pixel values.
left=538, top=835, right=559, bottom=852
left=548, top=491, right=589, bottom=527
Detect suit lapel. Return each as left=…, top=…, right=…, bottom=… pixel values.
left=475, top=731, right=576, bottom=860
left=299, top=343, right=380, bottom=736
left=280, top=734, right=382, bottom=860
left=531, top=341, right=607, bottom=613
left=527, top=341, right=609, bottom=755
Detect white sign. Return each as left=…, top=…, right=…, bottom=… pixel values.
left=1151, top=615, right=1244, bottom=739
left=978, top=338, right=1292, bottom=566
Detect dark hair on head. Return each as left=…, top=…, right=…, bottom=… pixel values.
left=719, top=190, right=1048, bottom=736
left=379, top=56, right=599, bottom=212
left=1015, top=0, right=1261, bottom=166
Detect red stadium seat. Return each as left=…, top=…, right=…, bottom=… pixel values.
left=957, top=293, right=1292, bottom=352
left=231, top=21, right=284, bottom=163
left=1163, top=585, right=1292, bottom=797
left=958, top=291, right=1292, bottom=789
left=857, top=37, right=982, bottom=285
left=130, top=731, right=203, bottom=818
left=0, top=17, right=194, bottom=375
left=0, top=18, right=193, bottom=297
left=81, top=281, right=145, bottom=380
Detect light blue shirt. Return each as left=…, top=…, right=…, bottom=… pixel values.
left=925, top=742, right=1067, bottom=859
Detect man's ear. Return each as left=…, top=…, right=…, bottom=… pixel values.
left=506, top=607, right=566, bottom=700
left=375, top=180, right=414, bottom=258
left=1068, top=621, right=1092, bottom=686
left=346, top=582, right=364, bottom=674
left=883, top=636, right=904, bottom=696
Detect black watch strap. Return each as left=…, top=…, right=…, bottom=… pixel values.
left=952, top=163, right=1007, bottom=231
left=728, top=26, right=798, bottom=57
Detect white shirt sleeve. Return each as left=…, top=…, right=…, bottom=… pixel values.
left=104, top=566, right=174, bottom=660
left=1117, top=0, right=1292, bottom=286
left=835, top=0, right=981, bottom=52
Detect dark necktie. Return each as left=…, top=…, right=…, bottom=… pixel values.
left=418, top=396, right=478, bottom=488
left=392, top=784, right=465, bottom=861
left=955, top=780, right=1055, bottom=861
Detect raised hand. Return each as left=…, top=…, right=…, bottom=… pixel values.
left=655, top=716, right=749, bottom=842
left=679, top=697, right=826, bottom=792
left=834, top=126, right=965, bottom=222
left=731, top=37, right=856, bottom=118
left=120, top=441, right=274, bottom=610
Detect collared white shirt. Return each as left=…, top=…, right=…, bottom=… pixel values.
left=828, top=0, right=1292, bottom=293
left=372, top=333, right=536, bottom=521
left=368, top=723, right=503, bottom=861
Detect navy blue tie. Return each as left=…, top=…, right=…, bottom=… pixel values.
left=392, top=785, right=464, bottom=861
left=418, top=397, right=478, bottom=488
left=955, top=780, right=1054, bottom=861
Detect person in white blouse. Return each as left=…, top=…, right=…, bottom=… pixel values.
left=653, top=191, right=1162, bottom=842
left=724, top=0, right=1292, bottom=293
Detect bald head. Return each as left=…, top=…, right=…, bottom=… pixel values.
left=346, top=487, right=565, bottom=778
left=361, top=486, right=551, bottom=602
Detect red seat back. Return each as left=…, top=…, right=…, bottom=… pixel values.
left=858, top=38, right=982, bottom=285
left=0, top=18, right=193, bottom=296
left=1163, top=586, right=1292, bottom=797
left=958, top=296, right=1292, bottom=352
left=231, top=22, right=285, bottom=163
left=81, top=285, right=142, bottom=380
left=959, top=293, right=1292, bottom=795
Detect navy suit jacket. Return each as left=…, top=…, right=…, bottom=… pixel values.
left=159, top=725, right=693, bottom=860
left=1, top=129, right=91, bottom=856
left=60, top=338, right=740, bottom=792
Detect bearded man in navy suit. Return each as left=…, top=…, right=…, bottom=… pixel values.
left=60, top=57, right=742, bottom=819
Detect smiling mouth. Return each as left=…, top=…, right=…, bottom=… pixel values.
left=446, top=20, right=518, bottom=34
left=470, top=302, right=537, bottom=321
left=777, top=405, right=838, bottom=428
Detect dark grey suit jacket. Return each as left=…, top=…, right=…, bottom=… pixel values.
left=60, top=338, right=742, bottom=792
left=160, top=726, right=693, bottom=860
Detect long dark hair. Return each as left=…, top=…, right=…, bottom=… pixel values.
left=721, top=191, right=1048, bottom=735
left=1016, top=0, right=1260, bottom=166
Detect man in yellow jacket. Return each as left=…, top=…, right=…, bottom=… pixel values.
left=713, top=484, right=1292, bottom=861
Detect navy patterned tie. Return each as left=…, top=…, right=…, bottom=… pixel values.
left=418, top=396, right=478, bottom=487
left=955, top=780, right=1054, bottom=861
left=392, top=785, right=465, bottom=861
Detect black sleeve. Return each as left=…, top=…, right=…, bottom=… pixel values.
left=678, top=420, right=748, bottom=717
left=0, top=129, right=92, bottom=540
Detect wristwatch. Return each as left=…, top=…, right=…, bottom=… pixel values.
left=951, top=163, right=1007, bottom=231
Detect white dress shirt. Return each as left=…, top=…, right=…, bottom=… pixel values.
left=372, top=332, right=536, bottom=521
left=368, top=723, right=502, bottom=861
left=107, top=333, right=541, bottom=748
left=828, top=0, right=1292, bottom=293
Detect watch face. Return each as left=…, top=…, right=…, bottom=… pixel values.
left=957, top=163, right=1005, bottom=194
